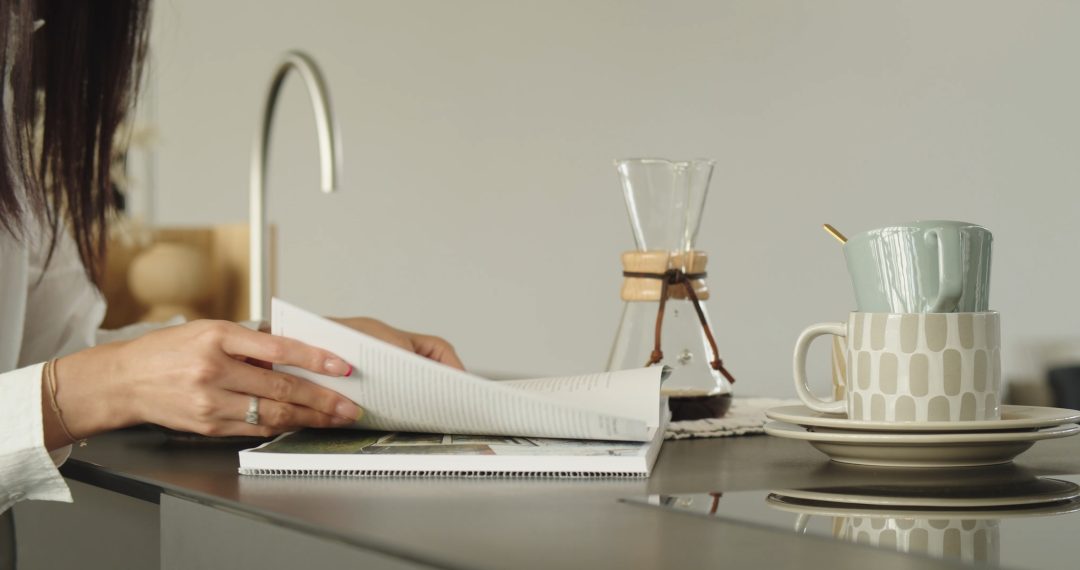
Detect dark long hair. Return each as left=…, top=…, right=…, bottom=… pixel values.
left=0, top=0, right=150, bottom=284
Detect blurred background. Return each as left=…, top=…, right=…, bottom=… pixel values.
left=127, top=0, right=1080, bottom=401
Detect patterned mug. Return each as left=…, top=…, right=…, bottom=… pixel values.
left=793, top=312, right=1001, bottom=422
left=794, top=514, right=999, bottom=565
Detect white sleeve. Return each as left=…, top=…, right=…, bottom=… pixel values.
left=0, top=363, right=72, bottom=515
left=1, top=230, right=100, bottom=514
left=19, top=230, right=106, bottom=365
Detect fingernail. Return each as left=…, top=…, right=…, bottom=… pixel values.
left=335, top=400, right=362, bottom=419
left=332, top=415, right=354, bottom=426
left=324, top=357, right=351, bottom=376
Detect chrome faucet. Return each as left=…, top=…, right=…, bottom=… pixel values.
left=249, top=51, right=342, bottom=322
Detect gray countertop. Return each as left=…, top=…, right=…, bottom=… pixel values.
left=61, top=427, right=1080, bottom=569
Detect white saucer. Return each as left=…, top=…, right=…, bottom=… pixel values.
left=771, top=476, right=1080, bottom=509
left=764, top=421, right=1080, bottom=468
left=766, top=493, right=1080, bottom=520
left=765, top=404, right=1080, bottom=433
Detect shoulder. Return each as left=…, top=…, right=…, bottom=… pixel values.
left=0, top=226, right=29, bottom=266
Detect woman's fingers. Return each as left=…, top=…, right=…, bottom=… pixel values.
left=410, top=333, right=465, bottom=370
left=220, top=361, right=362, bottom=421
left=208, top=321, right=352, bottom=376
left=196, top=421, right=298, bottom=439
left=212, top=389, right=355, bottom=429
left=174, top=388, right=353, bottom=438
left=213, top=421, right=281, bottom=438
left=329, top=317, right=465, bottom=370
left=251, top=397, right=355, bottom=429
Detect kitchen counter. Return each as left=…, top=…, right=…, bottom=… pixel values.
left=13, top=425, right=1080, bottom=569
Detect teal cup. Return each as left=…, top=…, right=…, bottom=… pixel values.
left=843, top=221, right=992, bottom=313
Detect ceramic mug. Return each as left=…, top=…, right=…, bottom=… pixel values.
left=793, top=312, right=1001, bottom=422
left=794, top=515, right=999, bottom=565
left=844, top=221, right=992, bottom=313
left=830, top=336, right=847, bottom=401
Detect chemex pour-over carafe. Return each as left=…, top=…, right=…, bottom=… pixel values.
left=606, top=158, right=735, bottom=420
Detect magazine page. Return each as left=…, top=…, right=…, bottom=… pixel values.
left=271, top=299, right=660, bottom=442
left=500, top=369, right=661, bottom=427
left=250, top=429, right=651, bottom=459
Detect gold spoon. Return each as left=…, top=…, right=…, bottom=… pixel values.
left=822, top=224, right=847, bottom=244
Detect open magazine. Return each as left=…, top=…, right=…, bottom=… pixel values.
left=237, top=299, right=668, bottom=478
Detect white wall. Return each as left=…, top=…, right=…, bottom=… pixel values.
left=147, top=0, right=1080, bottom=396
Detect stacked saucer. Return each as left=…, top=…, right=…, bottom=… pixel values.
left=765, top=466, right=1080, bottom=565
left=764, top=405, right=1080, bottom=468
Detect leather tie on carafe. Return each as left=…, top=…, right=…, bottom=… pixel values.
left=620, top=267, right=736, bottom=384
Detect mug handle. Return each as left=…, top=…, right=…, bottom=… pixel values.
left=926, top=226, right=963, bottom=313
left=792, top=322, right=847, bottom=414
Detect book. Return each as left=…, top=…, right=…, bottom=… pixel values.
left=236, top=299, right=668, bottom=478
left=238, top=426, right=665, bottom=478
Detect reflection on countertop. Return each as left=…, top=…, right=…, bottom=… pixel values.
left=627, top=464, right=1080, bottom=569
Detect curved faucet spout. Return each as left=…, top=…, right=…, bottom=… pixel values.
left=249, top=51, right=342, bottom=322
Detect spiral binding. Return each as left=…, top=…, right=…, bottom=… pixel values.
left=238, top=468, right=646, bottom=478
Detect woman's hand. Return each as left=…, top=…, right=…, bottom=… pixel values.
left=332, top=317, right=465, bottom=370
left=46, top=320, right=363, bottom=448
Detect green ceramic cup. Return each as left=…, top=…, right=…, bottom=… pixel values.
left=843, top=221, right=992, bottom=313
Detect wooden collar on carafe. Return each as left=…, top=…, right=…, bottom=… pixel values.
left=620, top=251, right=735, bottom=384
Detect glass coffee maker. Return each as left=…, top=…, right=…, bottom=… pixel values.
left=606, top=158, right=735, bottom=420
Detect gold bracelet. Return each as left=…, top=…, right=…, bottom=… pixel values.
left=44, top=359, right=87, bottom=447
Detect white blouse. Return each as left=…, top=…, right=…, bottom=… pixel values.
left=0, top=224, right=105, bottom=514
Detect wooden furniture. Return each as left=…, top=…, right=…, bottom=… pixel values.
left=101, top=224, right=274, bottom=327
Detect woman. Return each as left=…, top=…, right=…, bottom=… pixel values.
left=0, top=0, right=462, bottom=517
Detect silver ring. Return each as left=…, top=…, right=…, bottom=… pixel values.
left=245, top=396, right=260, bottom=425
